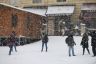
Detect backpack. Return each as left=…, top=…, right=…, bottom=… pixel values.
left=65, top=37, right=69, bottom=44
left=65, top=37, right=75, bottom=46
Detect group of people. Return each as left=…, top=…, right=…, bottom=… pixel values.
left=7, top=31, right=49, bottom=55
left=6, top=31, right=96, bottom=57
left=65, top=31, right=96, bottom=57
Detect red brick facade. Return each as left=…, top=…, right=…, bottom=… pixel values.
left=0, top=4, right=42, bottom=40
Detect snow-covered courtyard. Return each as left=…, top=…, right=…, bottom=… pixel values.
left=0, top=36, right=96, bottom=64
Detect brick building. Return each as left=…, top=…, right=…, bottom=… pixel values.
left=0, top=0, right=96, bottom=35
left=0, top=3, right=43, bottom=45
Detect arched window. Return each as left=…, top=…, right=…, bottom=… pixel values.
left=11, top=14, right=18, bottom=28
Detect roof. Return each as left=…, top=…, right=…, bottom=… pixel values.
left=46, top=6, right=75, bottom=16
left=24, top=8, right=47, bottom=16
left=0, top=3, right=45, bottom=16
left=81, top=3, right=96, bottom=10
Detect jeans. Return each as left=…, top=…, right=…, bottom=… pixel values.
left=41, top=42, right=48, bottom=52
left=69, top=46, right=75, bottom=56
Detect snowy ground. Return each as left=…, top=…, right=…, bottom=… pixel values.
left=0, top=36, right=96, bottom=64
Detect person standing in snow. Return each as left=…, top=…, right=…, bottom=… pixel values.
left=11, top=31, right=17, bottom=52
left=65, top=34, right=76, bottom=56
left=80, top=32, right=90, bottom=55
left=8, top=31, right=17, bottom=55
left=89, top=31, right=96, bottom=56
left=41, top=33, right=48, bottom=52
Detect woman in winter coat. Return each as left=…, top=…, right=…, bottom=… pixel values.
left=41, top=33, right=48, bottom=52
left=81, top=32, right=90, bottom=55
left=65, top=34, right=76, bottom=56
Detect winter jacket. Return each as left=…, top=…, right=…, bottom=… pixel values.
left=81, top=33, right=89, bottom=48
left=66, top=36, right=76, bottom=46
left=7, top=35, right=16, bottom=46
left=42, top=35, right=48, bottom=43
left=89, top=32, right=96, bottom=47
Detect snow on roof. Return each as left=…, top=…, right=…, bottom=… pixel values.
left=0, top=3, right=45, bottom=16
left=24, top=8, right=47, bottom=16
left=81, top=4, right=96, bottom=10
left=46, top=6, right=74, bottom=16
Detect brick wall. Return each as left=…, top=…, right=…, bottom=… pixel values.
left=0, top=5, right=42, bottom=40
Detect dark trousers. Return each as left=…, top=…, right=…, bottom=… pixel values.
left=9, top=44, right=17, bottom=55
left=9, top=45, right=13, bottom=55
left=92, top=46, right=96, bottom=56
left=83, top=47, right=90, bottom=55
left=41, top=42, right=48, bottom=52
left=12, top=44, right=17, bottom=52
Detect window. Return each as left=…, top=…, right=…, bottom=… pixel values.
left=33, top=0, right=42, bottom=3
left=26, top=16, right=31, bottom=30
left=11, top=14, right=18, bottom=28
left=10, top=0, right=17, bottom=6
left=57, top=0, right=66, bottom=2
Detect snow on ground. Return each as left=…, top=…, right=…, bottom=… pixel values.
left=0, top=36, right=96, bottom=64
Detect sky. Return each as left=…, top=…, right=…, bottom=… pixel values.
left=0, top=36, right=96, bottom=64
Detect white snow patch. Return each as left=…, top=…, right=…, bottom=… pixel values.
left=0, top=36, right=96, bottom=64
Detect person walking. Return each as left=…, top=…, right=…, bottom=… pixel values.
left=65, top=34, right=76, bottom=57
left=12, top=31, right=17, bottom=52
left=89, top=31, right=96, bottom=56
left=8, top=31, right=17, bottom=55
left=80, top=32, right=90, bottom=55
left=41, top=33, right=48, bottom=52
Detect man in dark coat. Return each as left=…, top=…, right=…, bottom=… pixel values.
left=41, top=33, right=48, bottom=52
left=8, top=31, right=17, bottom=55
left=65, top=34, right=76, bottom=56
left=89, top=31, right=96, bottom=56
left=81, top=32, right=90, bottom=55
